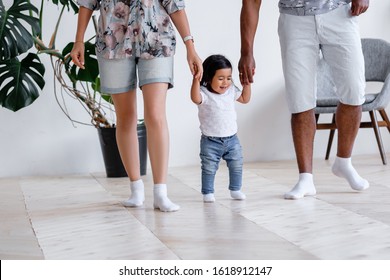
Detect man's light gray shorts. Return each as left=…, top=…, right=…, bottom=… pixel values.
left=97, top=56, right=174, bottom=94
left=278, top=4, right=366, bottom=114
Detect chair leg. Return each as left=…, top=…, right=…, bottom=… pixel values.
left=325, top=114, right=336, bottom=160
left=378, top=109, right=390, bottom=133
left=369, top=110, right=387, bottom=165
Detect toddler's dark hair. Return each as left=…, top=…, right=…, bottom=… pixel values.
left=200, top=54, right=232, bottom=87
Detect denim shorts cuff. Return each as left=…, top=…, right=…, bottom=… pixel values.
left=101, top=84, right=137, bottom=94
left=139, top=78, right=174, bottom=89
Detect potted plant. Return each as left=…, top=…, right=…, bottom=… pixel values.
left=0, top=0, right=147, bottom=177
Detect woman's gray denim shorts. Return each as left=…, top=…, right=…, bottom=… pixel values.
left=97, top=56, right=174, bottom=94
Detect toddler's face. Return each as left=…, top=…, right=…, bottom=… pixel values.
left=210, top=68, right=232, bottom=94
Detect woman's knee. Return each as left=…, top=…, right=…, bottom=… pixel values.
left=144, top=113, right=167, bottom=131
left=116, top=113, right=138, bottom=131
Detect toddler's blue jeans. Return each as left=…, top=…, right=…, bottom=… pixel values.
left=200, top=134, right=243, bottom=195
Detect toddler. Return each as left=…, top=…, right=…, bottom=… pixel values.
left=191, top=54, right=251, bottom=202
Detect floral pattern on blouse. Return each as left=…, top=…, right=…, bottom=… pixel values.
left=77, top=0, right=185, bottom=59
left=279, top=0, right=351, bottom=16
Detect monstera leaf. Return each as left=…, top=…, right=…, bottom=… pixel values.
left=0, top=0, right=44, bottom=111
left=0, top=0, right=40, bottom=61
left=0, top=0, right=79, bottom=111
left=51, top=0, right=79, bottom=13
left=0, top=53, right=45, bottom=111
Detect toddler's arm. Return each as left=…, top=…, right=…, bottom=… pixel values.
left=237, top=84, right=251, bottom=104
left=191, top=76, right=202, bottom=105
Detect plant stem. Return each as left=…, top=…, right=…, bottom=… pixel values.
left=33, top=37, right=64, bottom=60
left=39, top=0, right=44, bottom=33
left=49, top=5, right=66, bottom=49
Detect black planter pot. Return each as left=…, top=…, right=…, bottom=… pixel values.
left=97, top=123, right=147, bottom=177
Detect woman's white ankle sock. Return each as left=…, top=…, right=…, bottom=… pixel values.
left=153, top=184, right=180, bottom=212
left=123, top=179, right=144, bottom=207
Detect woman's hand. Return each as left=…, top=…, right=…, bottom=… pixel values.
left=70, top=41, right=85, bottom=69
left=187, top=49, right=203, bottom=81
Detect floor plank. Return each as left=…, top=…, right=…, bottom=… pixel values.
left=0, top=178, right=43, bottom=259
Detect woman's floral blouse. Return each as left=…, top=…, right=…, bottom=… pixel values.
left=77, top=0, right=185, bottom=59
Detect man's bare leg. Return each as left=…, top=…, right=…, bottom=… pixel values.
left=285, top=109, right=317, bottom=199
left=332, top=103, right=369, bottom=191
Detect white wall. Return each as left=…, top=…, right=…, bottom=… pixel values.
left=1, top=0, right=390, bottom=177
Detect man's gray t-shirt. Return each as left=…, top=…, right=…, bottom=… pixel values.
left=279, top=0, right=351, bottom=16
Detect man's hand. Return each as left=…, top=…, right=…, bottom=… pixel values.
left=238, top=54, right=256, bottom=85
left=351, top=0, right=369, bottom=16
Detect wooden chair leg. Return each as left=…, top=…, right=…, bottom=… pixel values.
left=378, top=109, right=390, bottom=133
left=325, top=114, right=336, bottom=160
left=369, top=110, right=387, bottom=165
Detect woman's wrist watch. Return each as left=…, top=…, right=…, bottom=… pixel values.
left=183, top=35, right=194, bottom=43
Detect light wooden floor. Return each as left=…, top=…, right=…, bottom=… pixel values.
left=1, top=154, right=390, bottom=260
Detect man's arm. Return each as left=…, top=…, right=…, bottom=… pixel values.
left=351, top=0, right=369, bottom=16
left=238, top=0, right=262, bottom=85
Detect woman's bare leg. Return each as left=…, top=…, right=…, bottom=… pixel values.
left=111, top=90, right=144, bottom=206
left=142, top=83, right=179, bottom=211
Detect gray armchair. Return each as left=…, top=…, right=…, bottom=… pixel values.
left=315, top=38, right=390, bottom=164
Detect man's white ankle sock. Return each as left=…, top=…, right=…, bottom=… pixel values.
left=153, top=184, right=180, bottom=212
left=284, top=173, right=316, bottom=200
left=332, top=156, right=369, bottom=191
left=203, top=193, right=215, bottom=203
left=230, top=190, right=246, bottom=200
left=123, top=179, right=144, bottom=207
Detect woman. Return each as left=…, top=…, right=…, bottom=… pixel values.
left=71, top=0, right=203, bottom=212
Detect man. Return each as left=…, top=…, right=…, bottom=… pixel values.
left=239, top=0, right=370, bottom=199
